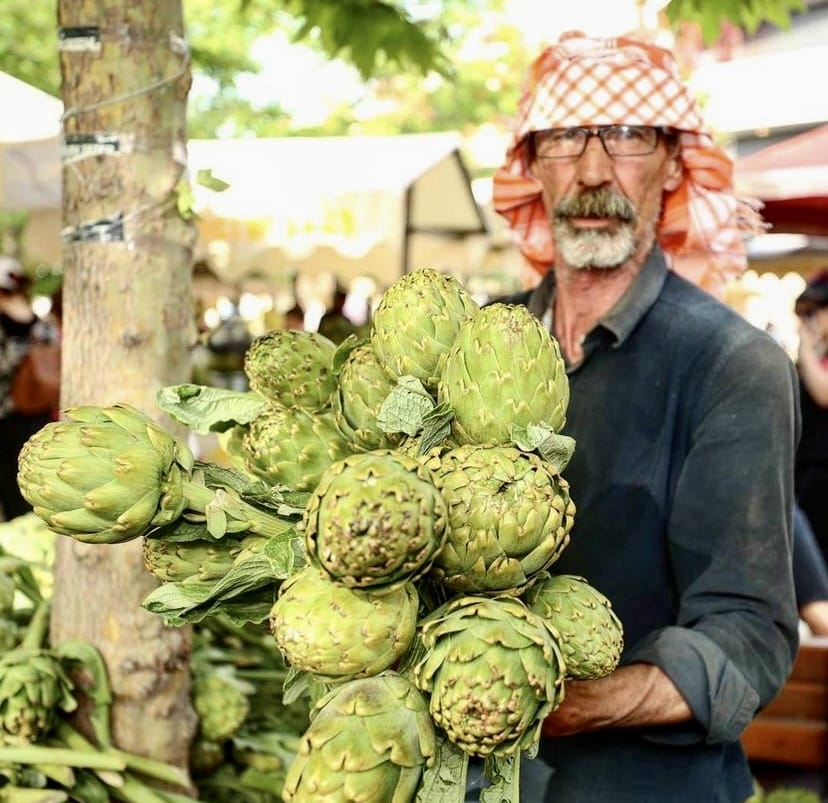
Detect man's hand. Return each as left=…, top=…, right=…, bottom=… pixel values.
left=542, top=663, right=693, bottom=737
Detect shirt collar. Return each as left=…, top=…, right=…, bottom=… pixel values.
left=526, top=246, right=669, bottom=348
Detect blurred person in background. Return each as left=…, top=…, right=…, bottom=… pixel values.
left=793, top=269, right=828, bottom=561
left=481, top=31, right=799, bottom=803
left=0, top=256, right=56, bottom=520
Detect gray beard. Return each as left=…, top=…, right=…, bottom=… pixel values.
left=553, top=219, right=637, bottom=269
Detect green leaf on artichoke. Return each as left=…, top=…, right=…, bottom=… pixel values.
left=481, top=754, right=520, bottom=803
left=196, top=462, right=309, bottom=518
left=141, top=530, right=302, bottom=626
left=510, top=423, right=576, bottom=472
left=415, top=733, right=468, bottom=803
left=419, top=402, right=455, bottom=453
left=377, top=375, right=435, bottom=436
left=156, top=384, right=265, bottom=433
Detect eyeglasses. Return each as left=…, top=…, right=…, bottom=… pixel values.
left=534, top=126, right=663, bottom=160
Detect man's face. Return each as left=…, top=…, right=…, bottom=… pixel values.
left=529, top=127, right=683, bottom=270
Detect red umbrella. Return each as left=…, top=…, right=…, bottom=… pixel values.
left=734, top=124, right=828, bottom=236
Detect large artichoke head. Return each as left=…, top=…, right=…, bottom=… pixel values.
left=421, top=444, right=575, bottom=595
left=240, top=405, right=353, bottom=492
left=283, top=671, right=436, bottom=803
left=333, top=341, right=402, bottom=451
left=305, top=451, right=448, bottom=592
left=371, top=268, right=478, bottom=392
left=244, top=329, right=337, bottom=411
left=17, top=404, right=194, bottom=544
left=0, top=647, right=77, bottom=741
left=438, top=303, right=569, bottom=445
left=270, top=566, right=418, bottom=683
left=413, top=596, right=565, bottom=757
left=523, top=574, right=624, bottom=680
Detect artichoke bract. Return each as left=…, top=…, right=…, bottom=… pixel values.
left=421, top=444, right=575, bottom=595
left=305, top=451, right=448, bottom=592
left=244, top=329, right=337, bottom=412
left=413, top=596, right=566, bottom=757
left=270, top=566, right=418, bottom=683
left=523, top=574, right=624, bottom=680
left=371, top=268, right=479, bottom=392
left=283, top=672, right=436, bottom=803
left=240, top=405, right=353, bottom=492
left=333, top=341, right=403, bottom=451
left=17, top=403, right=194, bottom=544
left=438, top=303, right=569, bottom=445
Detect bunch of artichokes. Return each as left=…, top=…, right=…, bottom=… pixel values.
left=13, top=267, right=625, bottom=802
left=260, top=268, right=623, bottom=801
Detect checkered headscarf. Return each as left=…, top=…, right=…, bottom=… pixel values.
left=493, top=32, right=764, bottom=298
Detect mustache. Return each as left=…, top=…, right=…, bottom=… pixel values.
left=555, top=188, right=636, bottom=222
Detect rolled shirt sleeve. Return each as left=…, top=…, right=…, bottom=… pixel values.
left=627, top=327, right=800, bottom=744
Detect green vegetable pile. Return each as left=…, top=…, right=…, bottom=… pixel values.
left=16, top=267, right=628, bottom=802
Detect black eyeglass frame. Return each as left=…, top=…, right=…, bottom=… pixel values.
left=529, top=125, right=673, bottom=161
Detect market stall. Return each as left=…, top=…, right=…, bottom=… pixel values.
left=189, top=132, right=490, bottom=289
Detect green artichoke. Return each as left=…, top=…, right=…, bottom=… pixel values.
left=523, top=574, right=624, bottom=680
left=332, top=341, right=403, bottom=451
left=283, top=671, right=436, bottom=803
left=438, top=303, right=569, bottom=445
left=413, top=596, right=566, bottom=757
left=241, top=405, right=353, bottom=493
left=17, top=403, right=194, bottom=544
left=142, top=535, right=248, bottom=584
left=244, top=329, right=337, bottom=412
left=270, top=566, right=418, bottom=683
left=420, top=444, right=575, bottom=595
left=304, top=451, right=448, bottom=592
left=192, top=671, right=252, bottom=742
left=190, top=736, right=226, bottom=777
left=0, top=603, right=76, bottom=741
left=371, top=268, right=478, bottom=392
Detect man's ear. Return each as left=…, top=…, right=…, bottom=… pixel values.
left=663, top=151, right=683, bottom=193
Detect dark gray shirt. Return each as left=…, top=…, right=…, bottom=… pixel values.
left=513, top=248, right=800, bottom=802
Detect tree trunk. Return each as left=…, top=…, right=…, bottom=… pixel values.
left=53, top=0, right=197, bottom=771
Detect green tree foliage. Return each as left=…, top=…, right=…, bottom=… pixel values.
left=666, top=0, right=807, bottom=43
left=0, top=0, right=810, bottom=138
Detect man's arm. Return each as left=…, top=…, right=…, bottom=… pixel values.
left=542, top=664, right=691, bottom=737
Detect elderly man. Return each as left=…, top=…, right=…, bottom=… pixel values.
left=488, top=32, right=800, bottom=803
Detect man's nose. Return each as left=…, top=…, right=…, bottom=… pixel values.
left=575, top=136, right=614, bottom=187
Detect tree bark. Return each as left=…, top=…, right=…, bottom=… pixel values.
left=53, top=0, right=197, bottom=771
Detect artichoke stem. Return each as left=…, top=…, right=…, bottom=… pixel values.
left=182, top=480, right=293, bottom=539
left=20, top=599, right=51, bottom=651
left=55, top=721, right=192, bottom=789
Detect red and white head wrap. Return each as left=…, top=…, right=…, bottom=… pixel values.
left=493, top=31, right=764, bottom=298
